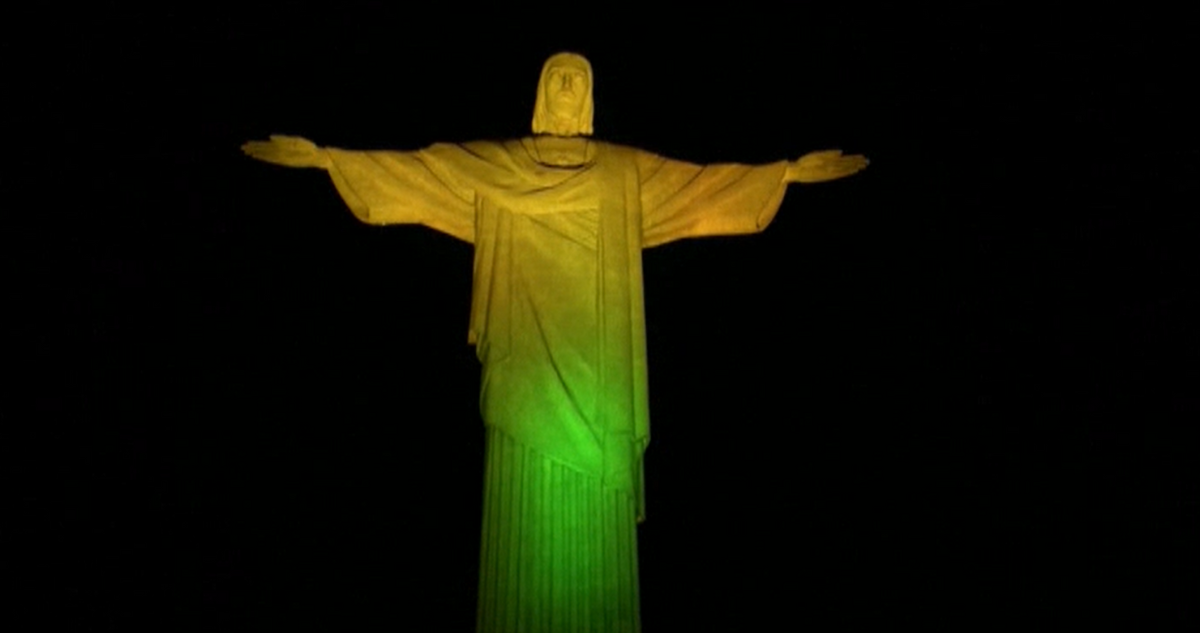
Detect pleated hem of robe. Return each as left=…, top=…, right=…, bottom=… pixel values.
left=477, top=427, right=641, bottom=633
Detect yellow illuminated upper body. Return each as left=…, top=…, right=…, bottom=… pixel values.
left=239, top=51, right=869, bottom=514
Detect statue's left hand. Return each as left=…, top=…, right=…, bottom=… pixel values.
left=785, top=150, right=869, bottom=184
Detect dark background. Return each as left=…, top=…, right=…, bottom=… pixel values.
left=9, top=7, right=1197, bottom=630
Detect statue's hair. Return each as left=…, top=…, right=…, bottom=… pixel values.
left=531, top=52, right=594, bottom=136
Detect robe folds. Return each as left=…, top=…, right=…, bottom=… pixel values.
left=324, top=137, right=787, bottom=631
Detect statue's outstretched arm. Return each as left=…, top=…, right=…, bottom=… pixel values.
left=241, top=135, right=331, bottom=169
left=243, top=135, right=476, bottom=242
left=785, top=150, right=869, bottom=184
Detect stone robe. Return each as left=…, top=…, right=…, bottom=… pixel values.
left=324, top=137, right=788, bottom=631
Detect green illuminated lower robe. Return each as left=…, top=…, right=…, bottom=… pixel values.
left=325, top=138, right=788, bottom=632
left=479, top=426, right=641, bottom=632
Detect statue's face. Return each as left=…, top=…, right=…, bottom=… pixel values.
left=544, top=61, right=590, bottom=121
left=532, top=52, right=593, bottom=137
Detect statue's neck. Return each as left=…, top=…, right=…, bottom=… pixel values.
left=544, top=113, right=585, bottom=137
left=529, top=135, right=594, bottom=167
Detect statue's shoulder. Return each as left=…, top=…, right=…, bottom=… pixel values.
left=593, top=139, right=637, bottom=158
left=441, top=138, right=510, bottom=154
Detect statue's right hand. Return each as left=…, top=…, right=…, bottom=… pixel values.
left=241, top=135, right=330, bottom=168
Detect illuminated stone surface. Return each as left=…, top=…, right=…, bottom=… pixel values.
left=243, top=52, right=866, bottom=632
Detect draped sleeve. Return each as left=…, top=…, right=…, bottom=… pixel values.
left=636, top=149, right=790, bottom=248
left=323, top=143, right=484, bottom=244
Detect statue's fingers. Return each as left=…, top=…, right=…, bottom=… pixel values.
left=242, top=143, right=299, bottom=165
left=241, top=141, right=269, bottom=156
left=838, top=159, right=868, bottom=177
left=804, top=149, right=840, bottom=161
left=247, top=147, right=283, bottom=160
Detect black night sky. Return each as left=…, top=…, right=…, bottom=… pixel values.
left=11, top=8, right=1197, bottom=631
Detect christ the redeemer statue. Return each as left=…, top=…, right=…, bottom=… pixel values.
left=243, top=51, right=867, bottom=633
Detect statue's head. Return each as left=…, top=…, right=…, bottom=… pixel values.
left=532, top=52, right=594, bottom=137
